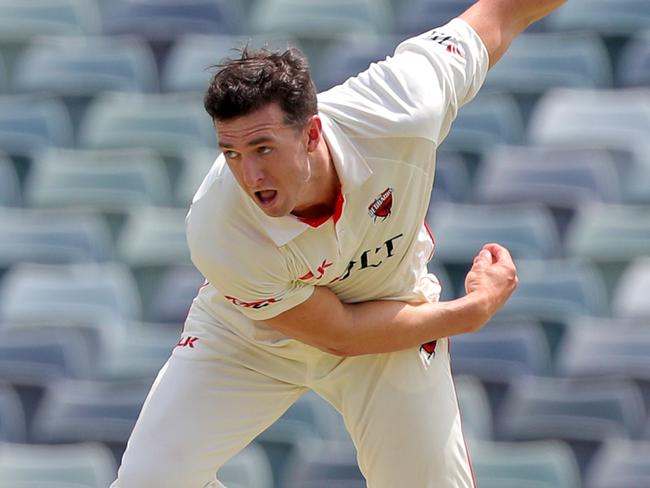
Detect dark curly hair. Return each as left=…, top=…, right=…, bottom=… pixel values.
left=204, top=46, right=318, bottom=126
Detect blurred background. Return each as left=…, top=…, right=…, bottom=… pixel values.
left=0, top=0, right=648, bottom=487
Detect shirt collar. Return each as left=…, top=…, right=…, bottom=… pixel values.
left=249, top=111, right=373, bottom=247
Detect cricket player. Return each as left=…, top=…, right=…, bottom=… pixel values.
left=112, top=0, right=566, bottom=486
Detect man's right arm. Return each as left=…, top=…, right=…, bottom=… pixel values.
left=264, top=243, right=518, bottom=357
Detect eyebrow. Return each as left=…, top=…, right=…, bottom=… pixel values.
left=218, top=135, right=274, bottom=149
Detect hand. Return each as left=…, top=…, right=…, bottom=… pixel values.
left=464, top=243, right=518, bottom=317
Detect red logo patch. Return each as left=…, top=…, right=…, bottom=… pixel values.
left=368, top=188, right=393, bottom=221
left=224, top=295, right=281, bottom=309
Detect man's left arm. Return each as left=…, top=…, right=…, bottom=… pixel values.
left=460, top=0, right=567, bottom=68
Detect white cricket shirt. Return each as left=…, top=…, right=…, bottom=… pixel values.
left=186, top=18, right=488, bottom=342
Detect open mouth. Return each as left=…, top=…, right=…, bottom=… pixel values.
left=255, top=190, right=277, bottom=206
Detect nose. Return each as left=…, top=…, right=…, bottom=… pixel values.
left=241, top=156, right=264, bottom=188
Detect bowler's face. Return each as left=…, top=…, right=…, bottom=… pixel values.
left=216, top=103, right=312, bottom=218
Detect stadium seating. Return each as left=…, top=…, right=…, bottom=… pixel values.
left=218, top=442, right=274, bottom=488
left=163, top=33, right=297, bottom=93
left=0, top=207, right=113, bottom=269
left=282, top=438, right=364, bottom=488
left=103, top=0, right=242, bottom=40
left=565, top=204, right=650, bottom=295
left=585, top=438, right=650, bottom=488
left=396, top=0, right=475, bottom=36
left=499, top=258, right=609, bottom=354
left=0, top=0, right=101, bottom=72
left=146, top=264, right=204, bottom=324
left=439, top=92, right=524, bottom=170
left=0, top=441, right=116, bottom=488
left=30, top=377, right=153, bottom=463
left=451, top=318, right=552, bottom=415
left=13, top=36, right=159, bottom=133
left=314, top=33, right=404, bottom=91
left=176, top=146, right=219, bottom=206
left=256, top=390, right=351, bottom=487
left=454, top=375, right=493, bottom=441
left=24, top=148, right=173, bottom=238
left=547, top=0, right=650, bottom=37
left=0, top=53, right=6, bottom=92
left=79, top=91, right=215, bottom=181
left=0, top=94, right=73, bottom=162
left=0, top=262, right=142, bottom=325
left=428, top=149, right=471, bottom=204
left=497, top=376, right=647, bottom=474
left=557, top=317, right=650, bottom=409
left=0, top=382, right=26, bottom=443
left=527, top=88, right=650, bottom=151
left=612, top=257, right=650, bottom=320
left=618, top=30, right=650, bottom=87
left=469, top=439, right=581, bottom=488
left=0, top=154, right=21, bottom=207
left=249, top=0, right=393, bottom=69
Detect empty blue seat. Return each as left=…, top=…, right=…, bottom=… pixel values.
left=0, top=0, right=101, bottom=71
left=0, top=207, right=113, bottom=268
left=585, top=439, right=650, bottom=488
left=103, top=0, right=242, bottom=40
left=497, top=376, right=646, bottom=474
left=470, top=439, right=581, bottom=488
left=451, top=319, right=551, bottom=414
left=30, top=378, right=151, bottom=462
left=396, top=0, right=474, bottom=36
left=528, top=88, right=650, bottom=151
left=502, top=258, right=610, bottom=323
left=282, top=438, right=363, bottom=488
left=429, top=149, right=471, bottom=204
left=485, top=32, right=612, bottom=95
left=475, top=145, right=621, bottom=235
left=0, top=262, right=142, bottom=325
left=0, top=382, right=26, bottom=443
left=440, top=92, right=524, bottom=165
left=618, top=30, right=650, bottom=88
left=547, top=0, right=650, bottom=37
left=454, top=375, right=493, bottom=441
left=176, top=146, right=219, bottom=206
left=565, top=204, right=650, bottom=295
left=163, top=33, right=297, bottom=93
left=314, top=33, right=403, bottom=91
left=13, top=36, right=158, bottom=132
left=428, top=202, right=561, bottom=264
left=612, top=257, right=650, bottom=320
left=0, top=441, right=116, bottom=488
left=557, top=318, right=650, bottom=409
left=0, top=94, right=73, bottom=159
left=25, top=148, right=173, bottom=214
left=79, top=92, right=215, bottom=157
left=0, top=154, right=21, bottom=207
left=218, top=442, right=274, bottom=488
left=147, top=264, right=204, bottom=324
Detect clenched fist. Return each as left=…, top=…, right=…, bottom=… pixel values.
left=464, top=242, right=518, bottom=318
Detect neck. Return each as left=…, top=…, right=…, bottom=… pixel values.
left=291, top=138, right=340, bottom=220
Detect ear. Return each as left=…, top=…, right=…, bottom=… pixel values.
left=306, top=115, right=322, bottom=152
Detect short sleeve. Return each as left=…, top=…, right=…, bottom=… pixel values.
left=317, top=18, right=489, bottom=146
left=186, top=170, right=315, bottom=321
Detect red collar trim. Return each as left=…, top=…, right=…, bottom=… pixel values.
left=297, top=191, right=345, bottom=228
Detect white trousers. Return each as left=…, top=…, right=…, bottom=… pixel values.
left=111, top=305, right=475, bottom=488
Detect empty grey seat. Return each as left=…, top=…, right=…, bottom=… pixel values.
left=0, top=207, right=113, bottom=268
left=0, top=442, right=116, bottom=488
left=0, top=262, right=141, bottom=325
left=0, top=154, right=20, bottom=207
left=0, top=382, right=26, bottom=443
left=218, top=442, right=274, bottom=488
left=546, top=0, right=650, bottom=37
left=585, top=439, right=650, bottom=488
left=612, top=257, right=650, bottom=320
left=618, top=30, right=650, bottom=88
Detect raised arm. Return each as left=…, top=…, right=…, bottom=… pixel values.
left=264, top=243, right=518, bottom=357
left=459, top=0, right=567, bottom=68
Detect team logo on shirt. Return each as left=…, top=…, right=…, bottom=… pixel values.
left=428, top=31, right=465, bottom=58
left=368, top=188, right=394, bottom=222
left=419, top=340, right=438, bottom=364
